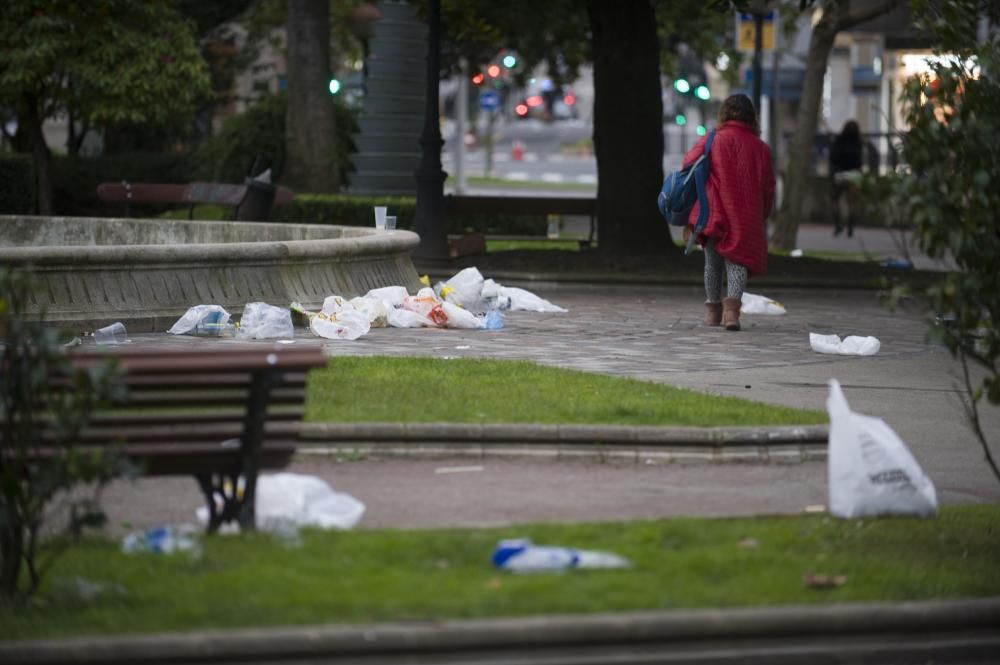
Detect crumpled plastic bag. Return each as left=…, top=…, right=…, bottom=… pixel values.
left=387, top=307, right=437, bottom=328
left=291, top=299, right=370, bottom=340
left=365, top=286, right=409, bottom=308
left=167, top=305, right=231, bottom=335
left=827, top=379, right=937, bottom=518
left=350, top=296, right=389, bottom=328
left=481, top=279, right=512, bottom=311
left=502, top=286, right=568, bottom=313
left=236, top=302, right=294, bottom=339
left=810, top=333, right=880, bottom=356
left=402, top=288, right=449, bottom=326
left=741, top=292, right=786, bottom=315
left=196, top=473, right=365, bottom=531
left=441, top=301, right=485, bottom=329
left=436, top=267, right=485, bottom=307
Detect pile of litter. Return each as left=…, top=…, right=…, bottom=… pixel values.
left=166, top=267, right=566, bottom=341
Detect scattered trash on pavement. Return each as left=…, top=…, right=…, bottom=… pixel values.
left=826, top=379, right=938, bottom=518
left=236, top=302, right=294, bottom=340
left=809, top=332, right=880, bottom=356
left=492, top=538, right=631, bottom=573
left=167, top=305, right=233, bottom=336
left=121, top=524, right=200, bottom=556
left=741, top=292, right=786, bottom=315
left=94, top=321, right=129, bottom=345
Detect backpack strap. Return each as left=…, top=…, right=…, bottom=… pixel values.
left=686, top=130, right=716, bottom=255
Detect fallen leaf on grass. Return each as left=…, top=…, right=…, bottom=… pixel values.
left=803, top=571, right=848, bottom=589
left=486, top=577, right=503, bottom=590
left=738, top=537, right=759, bottom=549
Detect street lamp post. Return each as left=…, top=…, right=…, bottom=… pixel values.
left=413, top=0, right=450, bottom=260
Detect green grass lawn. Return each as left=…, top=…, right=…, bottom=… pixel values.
left=486, top=238, right=588, bottom=252
left=305, top=358, right=827, bottom=426
left=3, top=505, right=996, bottom=640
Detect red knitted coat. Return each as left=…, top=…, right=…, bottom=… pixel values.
left=682, top=121, right=775, bottom=278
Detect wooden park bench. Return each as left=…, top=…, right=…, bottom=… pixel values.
left=97, top=181, right=295, bottom=221
left=445, top=194, right=599, bottom=250
left=50, top=346, right=327, bottom=532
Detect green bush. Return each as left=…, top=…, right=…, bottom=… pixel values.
left=273, top=193, right=551, bottom=235
left=0, top=154, right=36, bottom=214
left=194, top=93, right=357, bottom=186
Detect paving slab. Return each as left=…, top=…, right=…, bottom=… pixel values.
left=91, top=283, right=1000, bottom=531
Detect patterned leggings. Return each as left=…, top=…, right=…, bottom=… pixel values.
left=704, top=241, right=748, bottom=302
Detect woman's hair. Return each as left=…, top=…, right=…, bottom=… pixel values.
left=839, top=120, right=861, bottom=139
left=717, top=94, right=759, bottom=135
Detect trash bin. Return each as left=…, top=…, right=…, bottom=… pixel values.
left=235, top=177, right=276, bottom=221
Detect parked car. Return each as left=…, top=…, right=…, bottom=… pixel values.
left=513, top=80, right=579, bottom=121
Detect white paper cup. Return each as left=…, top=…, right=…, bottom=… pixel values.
left=94, top=321, right=127, bottom=345
left=384, top=215, right=397, bottom=231
left=374, top=206, right=387, bottom=229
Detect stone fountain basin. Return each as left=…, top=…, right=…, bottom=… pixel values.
left=1, top=215, right=422, bottom=332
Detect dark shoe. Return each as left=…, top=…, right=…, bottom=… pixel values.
left=722, top=298, right=741, bottom=331
left=704, top=301, right=722, bottom=326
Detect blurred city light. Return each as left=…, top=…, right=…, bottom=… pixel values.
left=674, top=78, right=691, bottom=94
left=502, top=54, right=517, bottom=68
left=696, top=125, right=707, bottom=136
left=487, top=64, right=501, bottom=78
left=328, top=78, right=341, bottom=94
left=472, top=72, right=485, bottom=85
left=695, top=85, right=711, bottom=100
left=675, top=113, right=687, bottom=126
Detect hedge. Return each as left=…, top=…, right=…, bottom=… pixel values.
left=273, top=193, right=549, bottom=236
left=0, top=154, right=36, bottom=214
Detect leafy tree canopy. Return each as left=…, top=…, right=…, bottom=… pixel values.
left=0, top=0, right=211, bottom=129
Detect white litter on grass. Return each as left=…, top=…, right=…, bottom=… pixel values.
left=741, top=292, right=786, bottom=315
left=810, top=333, right=880, bottom=356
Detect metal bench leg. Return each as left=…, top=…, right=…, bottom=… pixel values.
left=237, top=370, right=279, bottom=531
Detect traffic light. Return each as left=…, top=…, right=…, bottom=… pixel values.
left=472, top=72, right=485, bottom=85
left=674, top=78, right=691, bottom=94
left=502, top=54, right=517, bottom=68
left=328, top=78, right=341, bottom=95
left=696, top=125, right=707, bottom=136
left=694, top=84, right=711, bottom=101
left=675, top=113, right=687, bottom=126
left=487, top=64, right=501, bottom=78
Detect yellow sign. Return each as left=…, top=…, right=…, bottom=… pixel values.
left=737, top=12, right=775, bottom=52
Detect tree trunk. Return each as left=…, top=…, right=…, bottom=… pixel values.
left=588, top=0, right=671, bottom=255
left=771, top=0, right=899, bottom=251
left=24, top=102, right=53, bottom=216
left=770, top=5, right=838, bottom=251
left=284, top=0, right=338, bottom=193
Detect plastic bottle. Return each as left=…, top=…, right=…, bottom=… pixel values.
left=491, top=538, right=630, bottom=573
left=484, top=308, right=505, bottom=330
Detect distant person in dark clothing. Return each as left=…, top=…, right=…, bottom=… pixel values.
left=829, top=120, right=864, bottom=237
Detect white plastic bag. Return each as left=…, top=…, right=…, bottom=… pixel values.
left=349, top=296, right=389, bottom=327
left=741, top=292, right=786, bottom=315
left=402, top=289, right=449, bottom=326
left=387, top=307, right=437, bottom=328
left=826, top=379, right=938, bottom=518
left=502, top=286, right=568, bottom=313
left=310, top=309, right=371, bottom=340
left=364, top=286, right=409, bottom=308
left=436, top=267, right=485, bottom=307
left=236, top=302, right=294, bottom=339
left=195, top=473, right=365, bottom=531
left=167, top=305, right=231, bottom=335
left=441, top=301, right=485, bottom=329
left=810, top=333, right=880, bottom=356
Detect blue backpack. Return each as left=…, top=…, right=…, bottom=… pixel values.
left=657, top=130, right=715, bottom=254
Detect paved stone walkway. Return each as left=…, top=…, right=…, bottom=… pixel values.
left=94, top=283, right=999, bottom=531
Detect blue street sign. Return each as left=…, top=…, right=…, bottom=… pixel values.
left=479, top=90, right=501, bottom=111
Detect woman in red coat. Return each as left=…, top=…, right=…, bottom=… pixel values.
left=682, top=94, right=775, bottom=331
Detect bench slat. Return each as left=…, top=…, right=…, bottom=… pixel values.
left=57, top=421, right=300, bottom=444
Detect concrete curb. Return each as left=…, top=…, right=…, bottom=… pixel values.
left=299, top=423, right=830, bottom=464
left=3, top=597, right=997, bottom=664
